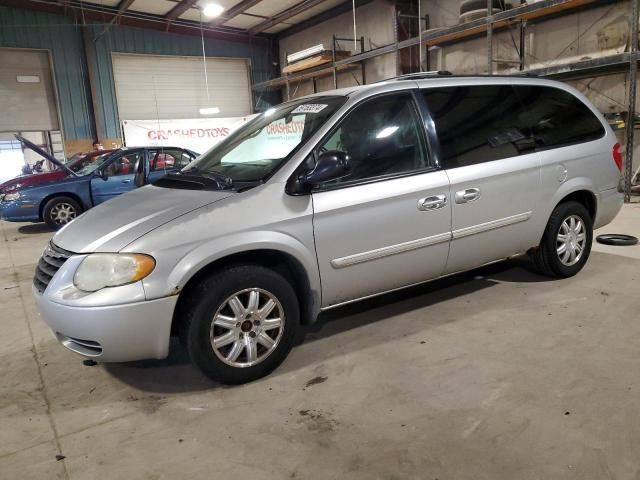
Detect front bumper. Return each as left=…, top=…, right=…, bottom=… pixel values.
left=33, top=287, right=178, bottom=362
left=0, top=198, right=40, bottom=222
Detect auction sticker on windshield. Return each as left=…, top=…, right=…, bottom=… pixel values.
left=292, top=104, right=328, bottom=114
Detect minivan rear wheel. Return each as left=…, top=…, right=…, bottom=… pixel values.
left=179, top=265, right=299, bottom=384
left=530, top=201, right=593, bottom=278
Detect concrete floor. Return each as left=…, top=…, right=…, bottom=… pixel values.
left=2, top=204, right=640, bottom=480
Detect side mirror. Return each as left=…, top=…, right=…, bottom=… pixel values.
left=96, top=169, right=108, bottom=181
left=301, top=150, right=351, bottom=185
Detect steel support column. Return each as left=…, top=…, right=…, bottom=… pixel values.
left=624, top=0, right=639, bottom=202
left=82, top=27, right=102, bottom=142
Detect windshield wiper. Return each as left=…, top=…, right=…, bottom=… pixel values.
left=181, top=166, right=234, bottom=188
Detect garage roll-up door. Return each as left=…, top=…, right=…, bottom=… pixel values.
left=112, top=53, right=252, bottom=121
left=0, top=48, right=59, bottom=132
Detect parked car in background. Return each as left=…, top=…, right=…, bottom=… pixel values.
left=33, top=75, right=623, bottom=384
left=0, top=145, right=198, bottom=229
left=1, top=136, right=114, bottom=197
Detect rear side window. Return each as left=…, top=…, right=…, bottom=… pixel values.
left=422, top=85, right=605, bottom=169
left=512, top=85, right=605, bottom=150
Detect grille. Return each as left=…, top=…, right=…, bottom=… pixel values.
left=33, top=242, right=74, bottom=294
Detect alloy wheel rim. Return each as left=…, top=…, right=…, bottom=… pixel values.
left=210, top=288, right=285, bottom=368
left=556, top=215, right=586, bottom=267
left=50, top=203, right=77, bottom=225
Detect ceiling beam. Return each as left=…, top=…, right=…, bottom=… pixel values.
left=247, top=0, right=329, bottom=35
left=164, top=0, right=199, bottom=31
left=0, top=0, right=271, bottom=45
left=212, top=0, right=263, bottom=26
left=166, top=0, right=200, bottom=21
left=277, top=0, right=373, bottom=39
left=113, top=0, right=135, bottom=24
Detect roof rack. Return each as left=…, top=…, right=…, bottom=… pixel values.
left=377, top=71, right=453, bottom=82
left=378, top=71, right=541, bottom=83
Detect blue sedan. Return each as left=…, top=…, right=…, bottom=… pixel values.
left=0, top=146, right=198, bottom=229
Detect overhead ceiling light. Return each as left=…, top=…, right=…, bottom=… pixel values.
left=202, top=2, right=224, bottom=18
left=199, top=107, right=220, bottom=115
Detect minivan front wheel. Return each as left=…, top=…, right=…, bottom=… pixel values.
left=531, top=201, right=593, bottom=278
left=180, top=265, right=299, bottom=384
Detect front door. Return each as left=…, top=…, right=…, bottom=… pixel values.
left=311, top=92, right=452, bottom=307
left=421, top=84, right=541, bottom=274
left=90, top=150, right=143, bottom=205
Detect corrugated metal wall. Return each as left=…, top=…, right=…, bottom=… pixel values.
left=88, top=23, right=276, bottom=139
left=0, top=6, right=94, bottom=140
left=0, top=6, right=277, bottom=142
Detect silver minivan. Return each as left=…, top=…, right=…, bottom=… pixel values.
left=33, top=75, right=623, bottom=384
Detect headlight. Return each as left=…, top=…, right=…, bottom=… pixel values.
left=73, top=253, right=156, bottom=292
left=3, top=192, right=20, bottom=201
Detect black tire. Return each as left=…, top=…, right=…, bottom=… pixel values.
left=460, top=0, right=507, bottom=14
left=42, top=196, right=83, bottom=230
left=530, top=201, right=593, bottom=278
left=596, top=234, right=639, bottom=246
left=179, top=264, right=299, bottom=385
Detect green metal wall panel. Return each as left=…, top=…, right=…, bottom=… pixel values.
left=0, top=6, right=94, bottom=140
left=0, top=6, right=278, bottom=141
left=88, top=24, right=276, bottom=139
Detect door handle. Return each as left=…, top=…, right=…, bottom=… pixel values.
left=454, top=188, right=480, bottom=204
left=121, top=179, right=131, bottom=184
left=418, top=194, right=447, bottom=211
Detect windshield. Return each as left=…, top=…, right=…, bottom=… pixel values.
left=184, top=96, right=346, bottom=183
left=69, top=152, right=111, bottom=172
left=75, top=152, right=114, bottom=176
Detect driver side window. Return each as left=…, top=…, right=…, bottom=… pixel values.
left=316, top=93, right=429, bottom=186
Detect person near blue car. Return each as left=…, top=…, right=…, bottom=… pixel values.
left=0, top=142, right=198, bottom=229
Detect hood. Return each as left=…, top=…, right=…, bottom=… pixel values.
left=53, top=185, right=235, bottom=253
left=0, top=170, right=67, bottom=192
left=15, top=134, right=77, bottom=177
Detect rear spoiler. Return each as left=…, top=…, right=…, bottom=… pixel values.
left=14, top=134, right=78, bottom=177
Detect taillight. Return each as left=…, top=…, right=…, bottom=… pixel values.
left=612, top=143, right=623, bottom=171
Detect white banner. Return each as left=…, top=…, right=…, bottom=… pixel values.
left=122, top=116, right=256, bottom=155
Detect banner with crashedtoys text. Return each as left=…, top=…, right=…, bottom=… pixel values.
left=122, top=116, right=257, bottom=155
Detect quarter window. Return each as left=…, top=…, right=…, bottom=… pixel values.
left=150, top=149, right=191, bottom=171
left=512, top=85, right=605, bottom=149
left=316, top=94, right=429, bottom=186
left=422, top=85, right=605, bottom=170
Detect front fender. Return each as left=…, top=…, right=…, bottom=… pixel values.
left=144, top=230, right=322, bottom=318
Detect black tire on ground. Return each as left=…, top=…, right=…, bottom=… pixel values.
left=459, top=0, right=507, bottom=15
left=596, top=234, right=639, bottom=246
left=530, top=201, right=593, bottom=278
left=42, top=196, right=83, bottom=230
left=179, top=264, right=300, bottom=385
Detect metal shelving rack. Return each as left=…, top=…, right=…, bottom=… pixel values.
left=253, top=0, right=639, bottom=200
left=260, top=34, right=366, bottom=100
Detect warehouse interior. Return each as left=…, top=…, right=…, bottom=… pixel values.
left=1, top=0, right=640, bottom=478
